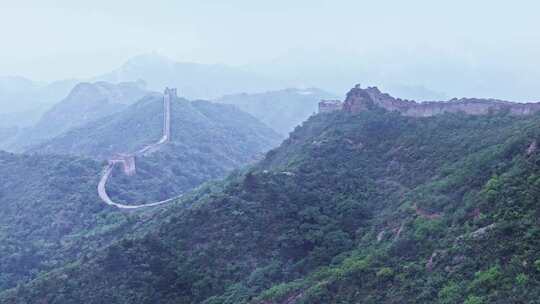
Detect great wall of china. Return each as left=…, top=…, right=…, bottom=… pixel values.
left=319, top=84, right=540, bottom=116
left=97, top=87, right=178, bottom=209
left=99, top=84, right=540, bottom=209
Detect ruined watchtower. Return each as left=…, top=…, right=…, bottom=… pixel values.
left=109, top=153, right=136, bottom=176
left=318, top=99, right=343, bottom=113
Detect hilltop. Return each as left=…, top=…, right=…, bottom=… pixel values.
left=5, top=86, right=540, bottom=303
left=8, top=81, right=149, bottom=151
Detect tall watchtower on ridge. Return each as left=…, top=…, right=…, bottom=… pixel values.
left=164, top=87, right=178, bottom=99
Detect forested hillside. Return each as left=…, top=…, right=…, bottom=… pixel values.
left=5, top=95, right=540, bottom=303
left=0, top=152, right=138, bottom=291
left=31, top=95, right=280, bottom=159
left=29, top=95, right=281, bottom=204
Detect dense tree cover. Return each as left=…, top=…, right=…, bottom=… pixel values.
left=0, top=150, right=208, bottom=293
left=0, top=96, right=281, bottom=291
left=0, top=152, right=129, bottom=291
left=4, top=108, right=540, bottom=303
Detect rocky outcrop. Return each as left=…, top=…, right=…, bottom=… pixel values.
left=343, top=84, right=540, bottom=117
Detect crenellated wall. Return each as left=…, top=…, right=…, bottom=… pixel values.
left=343, top=84, right=540, bottom=117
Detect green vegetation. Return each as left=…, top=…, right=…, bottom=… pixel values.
left=0, top=96, right=279, bottom=291
left=0, top=152, right=130, bottom=291
left=4, top=107, right=540, bottom=303
left=30, top=96, right=281, bottom=204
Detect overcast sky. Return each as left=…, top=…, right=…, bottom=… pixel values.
left=2, top=0, right=540, bottom=99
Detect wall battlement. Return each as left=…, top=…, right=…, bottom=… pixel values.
left=342, top=84, right=540, bottom=117
left=318, top=99, right=343, bottom=113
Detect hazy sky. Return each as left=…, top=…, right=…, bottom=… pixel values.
left=2, top=0, right=540, bottom=99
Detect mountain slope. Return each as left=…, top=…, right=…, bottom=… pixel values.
left=0, top=152, right=140, bottom=292
left=0, top=76, right=78, bottom=117
left=30, top=94, right=281, bottom=204
left=6, top=86, right=540, bottom=303
left=9, top=81, right=149, bottom=151
left=215, top=88, right=337, bottom=135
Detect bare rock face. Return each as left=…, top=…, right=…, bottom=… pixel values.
left=343, top=84, right=540, bottom=117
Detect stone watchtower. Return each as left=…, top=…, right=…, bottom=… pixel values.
left=164, top=87, right=178, bottom=99
left=318, top=99, right=343, bottom=113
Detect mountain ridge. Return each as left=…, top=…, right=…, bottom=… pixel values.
left=5, top=85, right=540, bottom=303
left=343, top=84, right=540, bottom=116
left=29, top=91, right=281, bottom=205
left=7, top=80, right=150, bottom=151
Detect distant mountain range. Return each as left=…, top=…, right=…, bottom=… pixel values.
left=6, top=81, right=149, bottom=151
left=1, top=54, right=337, bottom=151
left=0, top=53, right=454, bottom=143
left=0, top=76, right=78, bottom=127
left=0, top=53, right=285, bottom=130
left=215, top=88, right=337, bottom=135
left=95, top=53, right=283, bottom=99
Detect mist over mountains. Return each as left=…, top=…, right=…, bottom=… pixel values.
left=0, top=76, right=78, bottom=127
left=4, top=85, right=540, bottom=303
left=2, top=1, right=540, bottom=302
left=5, top=81, right=150, bottom=151
left=215, top=88, right=337, bottom=136
left=0, top=54, right=277, bottom=125
left=96, top=54, right=283, bottom=99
